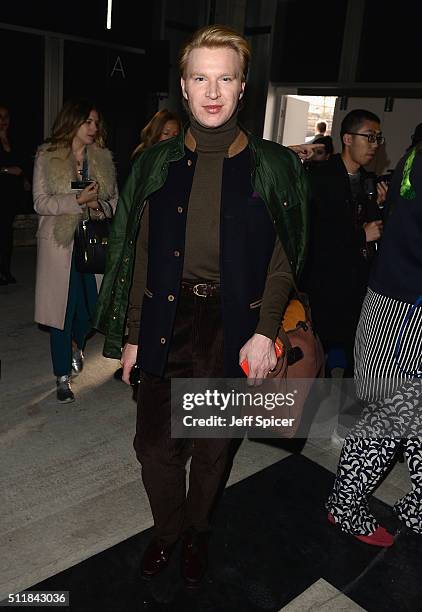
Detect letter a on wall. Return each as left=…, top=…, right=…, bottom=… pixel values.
left=110, top=56, right=126, bottom=78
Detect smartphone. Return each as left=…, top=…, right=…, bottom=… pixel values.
left=241, top=338, right=283, bottom=376
left=129, top=364, right=141, bottom=386
left=71, top=180, right=94, bottom=190
left=376, top=172, right=393, bottom=185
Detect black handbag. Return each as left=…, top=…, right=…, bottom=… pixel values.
left=74, top=207, right=111, bottom=274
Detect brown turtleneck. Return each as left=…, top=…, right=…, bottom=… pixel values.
left=183, top=114, right=238, bottom=281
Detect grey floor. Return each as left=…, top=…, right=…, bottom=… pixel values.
left=0, top=247, right=412, bottom=610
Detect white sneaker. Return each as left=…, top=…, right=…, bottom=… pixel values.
left=56, top=375, right=75, bottom=403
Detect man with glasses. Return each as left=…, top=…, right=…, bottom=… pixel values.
left=303, top=109, right=388, bottom=443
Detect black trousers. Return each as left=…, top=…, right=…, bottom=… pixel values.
left=0, top=211, right=15, bottom=277
left=133, top=287, right=232, bottom=544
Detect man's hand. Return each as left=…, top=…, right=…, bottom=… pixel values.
left=376, top=181, right=388, bottom=205
left=239, top=333, right=278, bottom=386
left=120, top=342, right=138, bottom=385
left=288, top=143, right=321, bottom=161
left=364, top=220, right=383, bottom=242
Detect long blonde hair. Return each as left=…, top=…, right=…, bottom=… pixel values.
left=131, top=109, right=182, bottom=158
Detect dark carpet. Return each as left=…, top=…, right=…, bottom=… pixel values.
left=27, top=453, right=422, bottom=611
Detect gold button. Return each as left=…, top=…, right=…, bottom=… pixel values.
left=187, top=159, right=192, bottom=167
left=160, top=337, right=166, bottom=344
left=177, top=206, right=183, bottom=213
left=168, top=294, right=175, bottom=302
left=174, top=250, right=180, bottom=257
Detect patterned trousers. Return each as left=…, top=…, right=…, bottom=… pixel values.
left=327, top=289, right=422, bottom=535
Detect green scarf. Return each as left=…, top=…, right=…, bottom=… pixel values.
left=400, top=147, right=416, bottom=199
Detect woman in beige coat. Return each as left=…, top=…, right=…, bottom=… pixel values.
left=33, top=98, right=118, bottom=402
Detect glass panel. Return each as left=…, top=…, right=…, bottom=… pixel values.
left=271, top=0, right=348, bottom=83
left=358, top=0, right=421, bottom=82
left=0, top=28, right=44, bottom=211
left=63, top=40, right=157, bottom=185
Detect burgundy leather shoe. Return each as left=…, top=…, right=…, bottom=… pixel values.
left=181, top=530, right=209, bottom=589
left=141, top=539, right=174, bottom=578
left=328, top=512, right=394, bottom=547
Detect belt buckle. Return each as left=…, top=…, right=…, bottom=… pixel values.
left=193, top=283, right=208, bottom=297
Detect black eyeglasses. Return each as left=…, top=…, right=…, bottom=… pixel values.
left=347, top=132, right=385, bottom=145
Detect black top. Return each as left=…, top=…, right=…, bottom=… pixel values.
left=370, top=152, right=422, bottom=304
left=0, top=141, right=26, bottom=208
left=303, top=153, right=381, bottom=347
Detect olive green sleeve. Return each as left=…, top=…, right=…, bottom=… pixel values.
left=126, top=204, right=149, bottom=345
left=255, top=236, right=293, bottom=340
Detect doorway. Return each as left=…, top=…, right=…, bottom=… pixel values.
left=266, top=92, right=337, bottom=148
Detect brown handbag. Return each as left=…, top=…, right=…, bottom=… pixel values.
left=264, top=292, right=325, bottom=438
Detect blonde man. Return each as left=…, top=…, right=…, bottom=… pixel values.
left=95, top=25, right=309, bottom=586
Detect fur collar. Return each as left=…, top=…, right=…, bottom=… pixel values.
left=37, top=144, right=116, bottom=248
left=37, top=143, right=116, bottom=198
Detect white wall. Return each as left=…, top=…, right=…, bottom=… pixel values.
left=281, top=97, right=309, bottom=146
left=263, top=86, right=299, bottom=143
left=265, top=90, right=422, bottom=173
left=263, top=84, right=278, bottom=141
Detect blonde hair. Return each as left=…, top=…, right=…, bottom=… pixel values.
left=179, top=24, right=251, bottom=81
left=47, top=98, right=106, bottom=151
left=131, top=109, right=182, bottom=158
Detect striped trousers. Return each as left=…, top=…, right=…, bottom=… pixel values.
left=327, top=288, right=422, bottom=535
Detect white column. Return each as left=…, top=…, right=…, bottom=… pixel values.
left=43, top=37, right=63, bottom=139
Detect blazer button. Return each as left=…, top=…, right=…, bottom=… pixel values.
left=283, top=201, right=288, bottom=207
left=187, top=159, right=192, bottom=167
left=120, top=277, right=125, bottom=283
left=168, top=294, right=175, bottom=302
left=174, top=250, right=180, bottom=257
left=160, top=337, right=166, bottom=344
left=177, top=206, right=183, bottom=213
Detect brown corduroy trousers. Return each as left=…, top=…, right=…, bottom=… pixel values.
left=133, top=288, right=232, bottom=544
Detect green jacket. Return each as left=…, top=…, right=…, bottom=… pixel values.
left=93, top=128, right=310, bottom=358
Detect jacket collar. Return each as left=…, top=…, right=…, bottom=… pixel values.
left=160, top=125, right=251, bottom=163
left=329, top=152, right=369, bottom=179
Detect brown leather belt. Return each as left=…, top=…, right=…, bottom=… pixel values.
left=181, top=281, right=220, bottom=298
